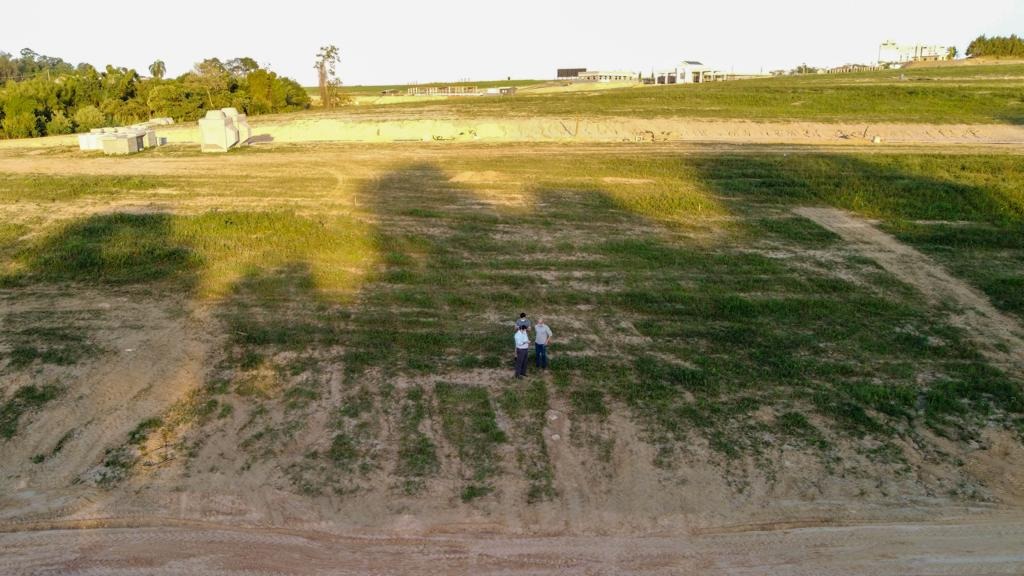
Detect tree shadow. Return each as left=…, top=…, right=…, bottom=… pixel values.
left=12, top=212, right=199, bottom=288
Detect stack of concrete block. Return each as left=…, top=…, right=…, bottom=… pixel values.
left=222, top=108, right=252, bottom=145
left=77, top=118, right=174, bottom=155
left=198, top=110, right=238, bottom=153
left=199, top=108, right=251, bottom=153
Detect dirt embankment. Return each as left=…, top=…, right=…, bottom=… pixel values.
left=3, top=117, right=1022, bottom=150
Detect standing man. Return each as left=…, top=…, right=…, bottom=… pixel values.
left=514, top=325, right=530, bottom=378
left=515, top=312, right=531, bottom=331
left=534, top=318, right=553, bottom=369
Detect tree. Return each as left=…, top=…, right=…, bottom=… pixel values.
left=73, top=105, right=106, bottom=132
left=966, top=34, right=1024, bottom=58
left=946, top=46, right=958, bottom=60
left=792, top=63, right=819, bottom=74
left=314, top=45, right=342, bottom=109
left=0, top=49, right=308, bottom=139
left=192, top=58, right=232, bottom=108
left=149, top=60, right=166, bottom=80
left=226, top=57, right=259, bottom=77
left=2, top=94, right=41, bottom=138
left=45, top=110, right=72, bottom=135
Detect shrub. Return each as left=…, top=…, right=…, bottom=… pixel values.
left=73, top=105, right=106, bottom=132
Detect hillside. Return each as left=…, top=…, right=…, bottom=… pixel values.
left=307, top=64, right=1024, bottom=124
left=2, top=144, right=1023, bottom=540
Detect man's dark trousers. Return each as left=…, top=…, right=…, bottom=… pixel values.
left=515, top=348, right=528, bottom=377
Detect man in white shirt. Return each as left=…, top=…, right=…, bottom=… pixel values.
left=514, top=325, right=530, bottom=378
left=534, top=319, right=553, bottom=369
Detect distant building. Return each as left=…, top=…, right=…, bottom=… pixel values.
left=557, top=68, right=587, bottom=79
left=576, top=70, right=639, bottom=82
left=485, top=86, right=518, bottom=96
left=878, top=41, right=951, bottom=66
left=407, top=85, right=481, bottom=96
left=826, top=63, right=880, bottom=74
left=646, top=61, right=723, bottom=84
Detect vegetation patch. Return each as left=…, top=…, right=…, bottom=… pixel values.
left=0, top=384, right=63, bottom=439
left=436, top=383, right=507, bottom=501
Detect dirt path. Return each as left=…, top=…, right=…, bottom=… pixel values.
left=2, top=515, right=1023, bottom=575
left=795, top=207, right=1024, bottom=373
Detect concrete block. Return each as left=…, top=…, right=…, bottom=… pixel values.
left=145, top=130, right=158, bottom=148
left=102, top=135, right=133, bottom=155
left=199, top=110, right=239, bottom=153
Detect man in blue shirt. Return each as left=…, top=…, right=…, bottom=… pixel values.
left=514, top=325, right=530, bottom=378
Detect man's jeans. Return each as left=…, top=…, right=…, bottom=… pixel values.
left=535, top=343, right=548, bottom=369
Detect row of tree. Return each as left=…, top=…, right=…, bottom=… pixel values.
left=0, top=49, right=311, bottom=139
left=966, top=35, right=1024, bottom=58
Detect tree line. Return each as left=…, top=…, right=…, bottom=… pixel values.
left=966, top=35, right=1024, bottom=58
left=0, top=49, right=311, bottom=139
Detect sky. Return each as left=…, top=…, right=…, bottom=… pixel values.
left=4, top=1, right=1022, bottom=85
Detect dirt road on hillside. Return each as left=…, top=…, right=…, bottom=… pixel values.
left=795, top=207, right=1024, bottom=374
left=2, top=515, right=1023, bottom=575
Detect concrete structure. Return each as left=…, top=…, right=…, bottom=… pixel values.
left=646, top=61, right=723, bottom=84
left=576, top=70, right=639, bottom=82
left=77, top=117, right=173, bottom=155
left=223, top=107, right=252, bottom=145
left=405, top=85, right=516, bottom=97
left=557, top=68, right=587, bottom=79
left=827, top=64, right=881, bottom=74
left=199, top=110, right=238, bottom=153
left=407, top=85, right=482, bottom=96
left=878, top=41, right=951, bottom=66
left=196, top=108, right=251, bottom=153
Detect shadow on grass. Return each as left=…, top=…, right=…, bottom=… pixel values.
left=13, top=212, right=199, bottom=287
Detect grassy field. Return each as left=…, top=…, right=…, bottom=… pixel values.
left=307, top=64, right=1024, bottom=124
left=307, top=79, right=542, bottom=97
left=1, top=146, right=1023, bottom=502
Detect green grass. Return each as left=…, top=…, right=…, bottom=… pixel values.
left=307, top=79, right=543, bottom=97
left=2, top=211, right=376, bottom=296
left=0, top=174, right=168, bottom=204
left=396, top=386, right=439, bottom=494
left=315, top=64, right=1024, bottom=124
left=0, top=384, right=63, bottom=439
left=435, top=383, right=507, bottom=501
left=4, top=147, right=1023, bottom=497
left=1, top=313, right=100, bottom=370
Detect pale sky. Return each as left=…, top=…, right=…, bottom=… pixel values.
left=5, top=1, right=1022, bottom=85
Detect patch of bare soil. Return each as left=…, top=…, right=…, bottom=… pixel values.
left=2, top=514, right=1023, bottom=575
left=2, top=117, right=1022, bottom=151
left=794, top=207, right=1024, bottom=374
left=0, top=290, right=214, bottom=522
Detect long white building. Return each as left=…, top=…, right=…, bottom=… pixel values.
left=878, top=41, right=951, bottom=65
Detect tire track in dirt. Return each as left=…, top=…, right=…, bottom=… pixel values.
left=2, top=515, right=1024, bottom=575
left=795, top=207, right=1024, bottom=375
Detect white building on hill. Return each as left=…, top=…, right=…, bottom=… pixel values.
left=576, top=70, right=640, bottom=82
left=878, top=41, right=951, bottom=65
left=649, top=61, right=722, bottom=84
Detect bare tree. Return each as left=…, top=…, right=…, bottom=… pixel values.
left=314, top=45, right=341, bottom=109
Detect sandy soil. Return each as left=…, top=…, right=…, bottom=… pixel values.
left=2, top=514, right=1023, bottom=575
left=2, top=116, right=1021, bottom=149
